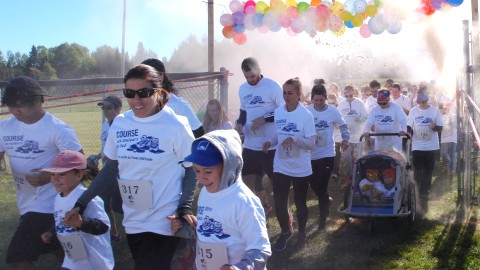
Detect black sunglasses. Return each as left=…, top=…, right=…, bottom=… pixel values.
left=101, top=105, right=114, bottom=111
left=377, top=102, right=388, bottom=106
left=123, top=88, right=158, bottom=99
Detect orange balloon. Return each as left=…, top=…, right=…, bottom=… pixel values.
left=222, top=25, right=234, bottom=38
left=310, top=0, right=322, bottom=6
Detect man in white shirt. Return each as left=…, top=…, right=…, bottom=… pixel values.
left=364, top=80, right=381, bottom=114
left=363, top=89, right=407, bottom=151
left=390, top=83, right=411, bottom=115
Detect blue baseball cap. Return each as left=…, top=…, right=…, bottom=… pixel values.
left=183, top=139, right=223, bottom=167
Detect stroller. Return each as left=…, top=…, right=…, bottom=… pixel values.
left=338, top=133, right=416, bottom=235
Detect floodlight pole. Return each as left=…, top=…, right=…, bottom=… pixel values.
left=208, top=0, right=214, bottom=100
left=121, top=0, right=127, bottom=76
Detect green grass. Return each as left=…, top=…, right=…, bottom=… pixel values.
left=0, top=109, right=479, bottom=269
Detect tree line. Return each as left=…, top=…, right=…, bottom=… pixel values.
left=0, top=42, right=162, bottom=81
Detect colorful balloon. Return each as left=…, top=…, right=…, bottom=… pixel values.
left=232, top=11, right=245, bottom=24
left=220, top=14, right=233, bottom=27
left=310, top=0, right=322, bottom=6
left=290, top=16, right=306, bottom=33
left=351, top=13, right=364, bottom=27
left=344, top=0, right=356, bottom=13
left=368, top=14, right=385, bottom=35
left=256, top=1, right=269, bottom=14
left=329, top=15, right=343, bottom=32
left=359, top=24, right=371, bottom=38
left=329, top=1, right=344, bottom=16
left=252, top=13, right=264, bottom=27
left=287, top=5, right=299, bottom=18
left=446, top=0, right=463, bottom=7
left=297, top=2, right=310, bottom=13
left=354, top=0, right=368, bottom=13
left=222, top=25, right=235, bottom=38
left=229, top=0, right=244, bottom=13
left=234, top=23, right=246, bottom=33
left=332, top=24, right=346, bottom=36
left=386, top=18, right=402, bottom=34
left=245, top=5, right=256, bottom=14
left=233, top=32, right=247, bottom=45
left=365, top=5, right=377, bottom=17
left=286, top=0, right=298, bottom=7
left=317, top=4, right=330, bottom=18
left=244, top=0, right=256, bottom=11
left=345, top=21, right=354, bottom=28
left=341, top=11, right=353, bottom=22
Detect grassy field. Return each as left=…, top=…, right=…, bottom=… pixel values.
left=0, top=109, right=479, bottom=269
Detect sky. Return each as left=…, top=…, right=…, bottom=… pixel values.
left=0, top=0, right=475, bottom=107
left=0, top=0, right=230, bottom=59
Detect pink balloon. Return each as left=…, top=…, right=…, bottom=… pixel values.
left=258, top=25, right=270, bottom=33
left=329, top=15, right=343, bottom=32
left=220, top=14, right=234, bottom=27
left=280, top=15, right=292, bottom=28
left=287, top=6, right=299, bottom=18
left=359, top=24, right=371, bottom=38
left=233, top=32, right=247, bottom=45
left=229, top=0, right=244, bottom=13
left=245, top=5, right=256, bottom=14
left=244, top=0, right=256, bottom=10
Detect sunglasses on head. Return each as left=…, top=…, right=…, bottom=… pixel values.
left=101, top=105, right=114, bottom=111
left=123, top=88, right=158, bottom=99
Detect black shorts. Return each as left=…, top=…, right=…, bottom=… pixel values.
left=6, top=212, right=62, bottom=264
left=126, top=232, right=180, bottom=270
left=242, top=148, right=275, bottom=178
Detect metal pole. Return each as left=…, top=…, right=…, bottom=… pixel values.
left=121, top=0, right=126, bottom=77
left=208, top=0, right=215, bottom=100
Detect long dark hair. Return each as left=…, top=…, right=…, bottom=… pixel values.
left=124, top=64, right=170, bottom=109
left=141, top=58, right=175, bottom=93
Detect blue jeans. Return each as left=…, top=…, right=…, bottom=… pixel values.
left=440, top=142, right=457, bottom=173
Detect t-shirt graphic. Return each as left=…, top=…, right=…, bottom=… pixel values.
left=248, top=95, right=265, bottom=105
left=415, top=116, right=432, bottom=124
left=315, top=119, right=329, bottom=129
left=198, top=215, right=231, bottom=239
left=126, top=135, right=164, bottom=153
left=15, top=140, right=44, bottom=153
left=281, top=122, right=300, bottom=132
left=378, top=115, right=394, bottom=123
left=54, top=209, right=76, bottom=234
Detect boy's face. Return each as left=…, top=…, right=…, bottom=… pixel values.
left=50, top=170, right=83, bottom=197
left=366, top=171, right=378, bottom=182
left=8, top=99, right=44, bottom=124
left=383, top=176, right=394, bottom=189
left=193, top=163, right=224, bottom=193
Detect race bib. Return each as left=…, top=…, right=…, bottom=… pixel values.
left=118, top=179, right=153, bottom=210
left=278, top=145, right=300, bottom=159
left=415, top=126, right=432, bottom=141
left=248, top=123, right=265, bottom=137
left=57, top=234, right=88, bottom=260
left=195, top=241, right=228, bottom=270
left=12, top=173, right=36, bottom=195
left=315, top=131, right=328, bottom=147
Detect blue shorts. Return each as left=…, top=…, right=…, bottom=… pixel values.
left=6, top=212, right=62, bottom=264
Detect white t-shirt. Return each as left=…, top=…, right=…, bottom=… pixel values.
left=0, top=112, right=82, bottom=215
left=196, top=180, right=270, bottom=267
left=238, top=76, right=284, bottom=151
left=407, top=105, right=443, bottom=151
left=167, top=93, right=202, bottom=130
left=54, top=185, right=114, bottom=270
left=364, top=102, right=407, bottom=151
left=364, top=95, right=378, bottom=114
left=273, top=103, right=316, bottom=177
left=307, top=104, right=346, bottom=159
left=441, top=113, right=457, bottom=143
left=338, top=98, right=368, bottom=143
left=391, top=95, right=412, bottom=113
left=104, top=107, right=194, bottom=235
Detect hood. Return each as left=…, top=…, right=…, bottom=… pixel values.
left=193, top=129, right=243, bottom=192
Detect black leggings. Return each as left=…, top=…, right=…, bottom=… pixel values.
left=412, top=150, right=436, bottom=205
left=309, top=157, right=335, bottom=222
left=273, top=173, right=310, bottom=233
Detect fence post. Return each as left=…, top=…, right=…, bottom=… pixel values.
left=219, top=67, right=229, bottom=113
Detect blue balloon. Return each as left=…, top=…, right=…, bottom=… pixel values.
left=234, top=23, right=245, bottom=33
left=345, top=21, right=354, bottom=28
left=446, top=0, right=463, bottom=7
left=252, top=13, right=264, bottom=27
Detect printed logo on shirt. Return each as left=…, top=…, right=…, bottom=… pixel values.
left=126, top=135, right=164, bottom=154
left=249, top=96, right=265, bottom=105
left=15, top=140, right=44, bottom=154
left=415, top=116, right=432, bottom=124
left=375, top=115, right=394, bottom=123
left=197, top=215, right=231, bottom=239
left=54, top=209, right=76, bottom=234
left=314, top=119, right=329, bottom=129
left=346, top=109, right=357, bottom=115
left=281, top=123, right=299, bottom=132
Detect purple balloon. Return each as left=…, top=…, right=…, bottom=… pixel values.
left=232, top=11, right=245, bottom=24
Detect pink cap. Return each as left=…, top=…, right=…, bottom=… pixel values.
left=40, top=150, right=87, bottom=173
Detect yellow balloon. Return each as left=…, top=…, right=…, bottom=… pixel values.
left=332, top=24, right=346, bottom=36
left=351, top=13, right=364, bottom=27
left=365, top=5, right=377, bottom=17
left=341, top=11, right=353, bottom=22
left=329, top=1, right=344, bottom=16
left=286, top=0, right=298, bottom=7
left=256, top=1, right=269, bottom=14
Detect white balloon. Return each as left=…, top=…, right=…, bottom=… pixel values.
left=354, top=0, right=368, bottom=13
left=244, top=14, right=256, bottom=30
left=220, top=14, right=234, bottom=27
left=229, top=0, right=244, bottom=13
left=368, top=14, right=385, bottom=35
left=290, top=16, right=305, bottom=33
left=386, top=19, right=402, bottom=34
left=344, top=0, right=356, bottom=13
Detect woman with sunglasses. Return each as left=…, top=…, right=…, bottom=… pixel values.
left=71, top=64, right=197, bottom=269
left=307, top=83, right=350, bottom=231
left=407, top=90, right=443, bottom=216
left=362, top=89, right=407, bottom=151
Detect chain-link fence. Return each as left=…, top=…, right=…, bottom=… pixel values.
left=0, top=71, right=229, bottom=157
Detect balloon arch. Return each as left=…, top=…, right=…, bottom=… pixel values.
left=220, top=0, right=465, bottom=44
